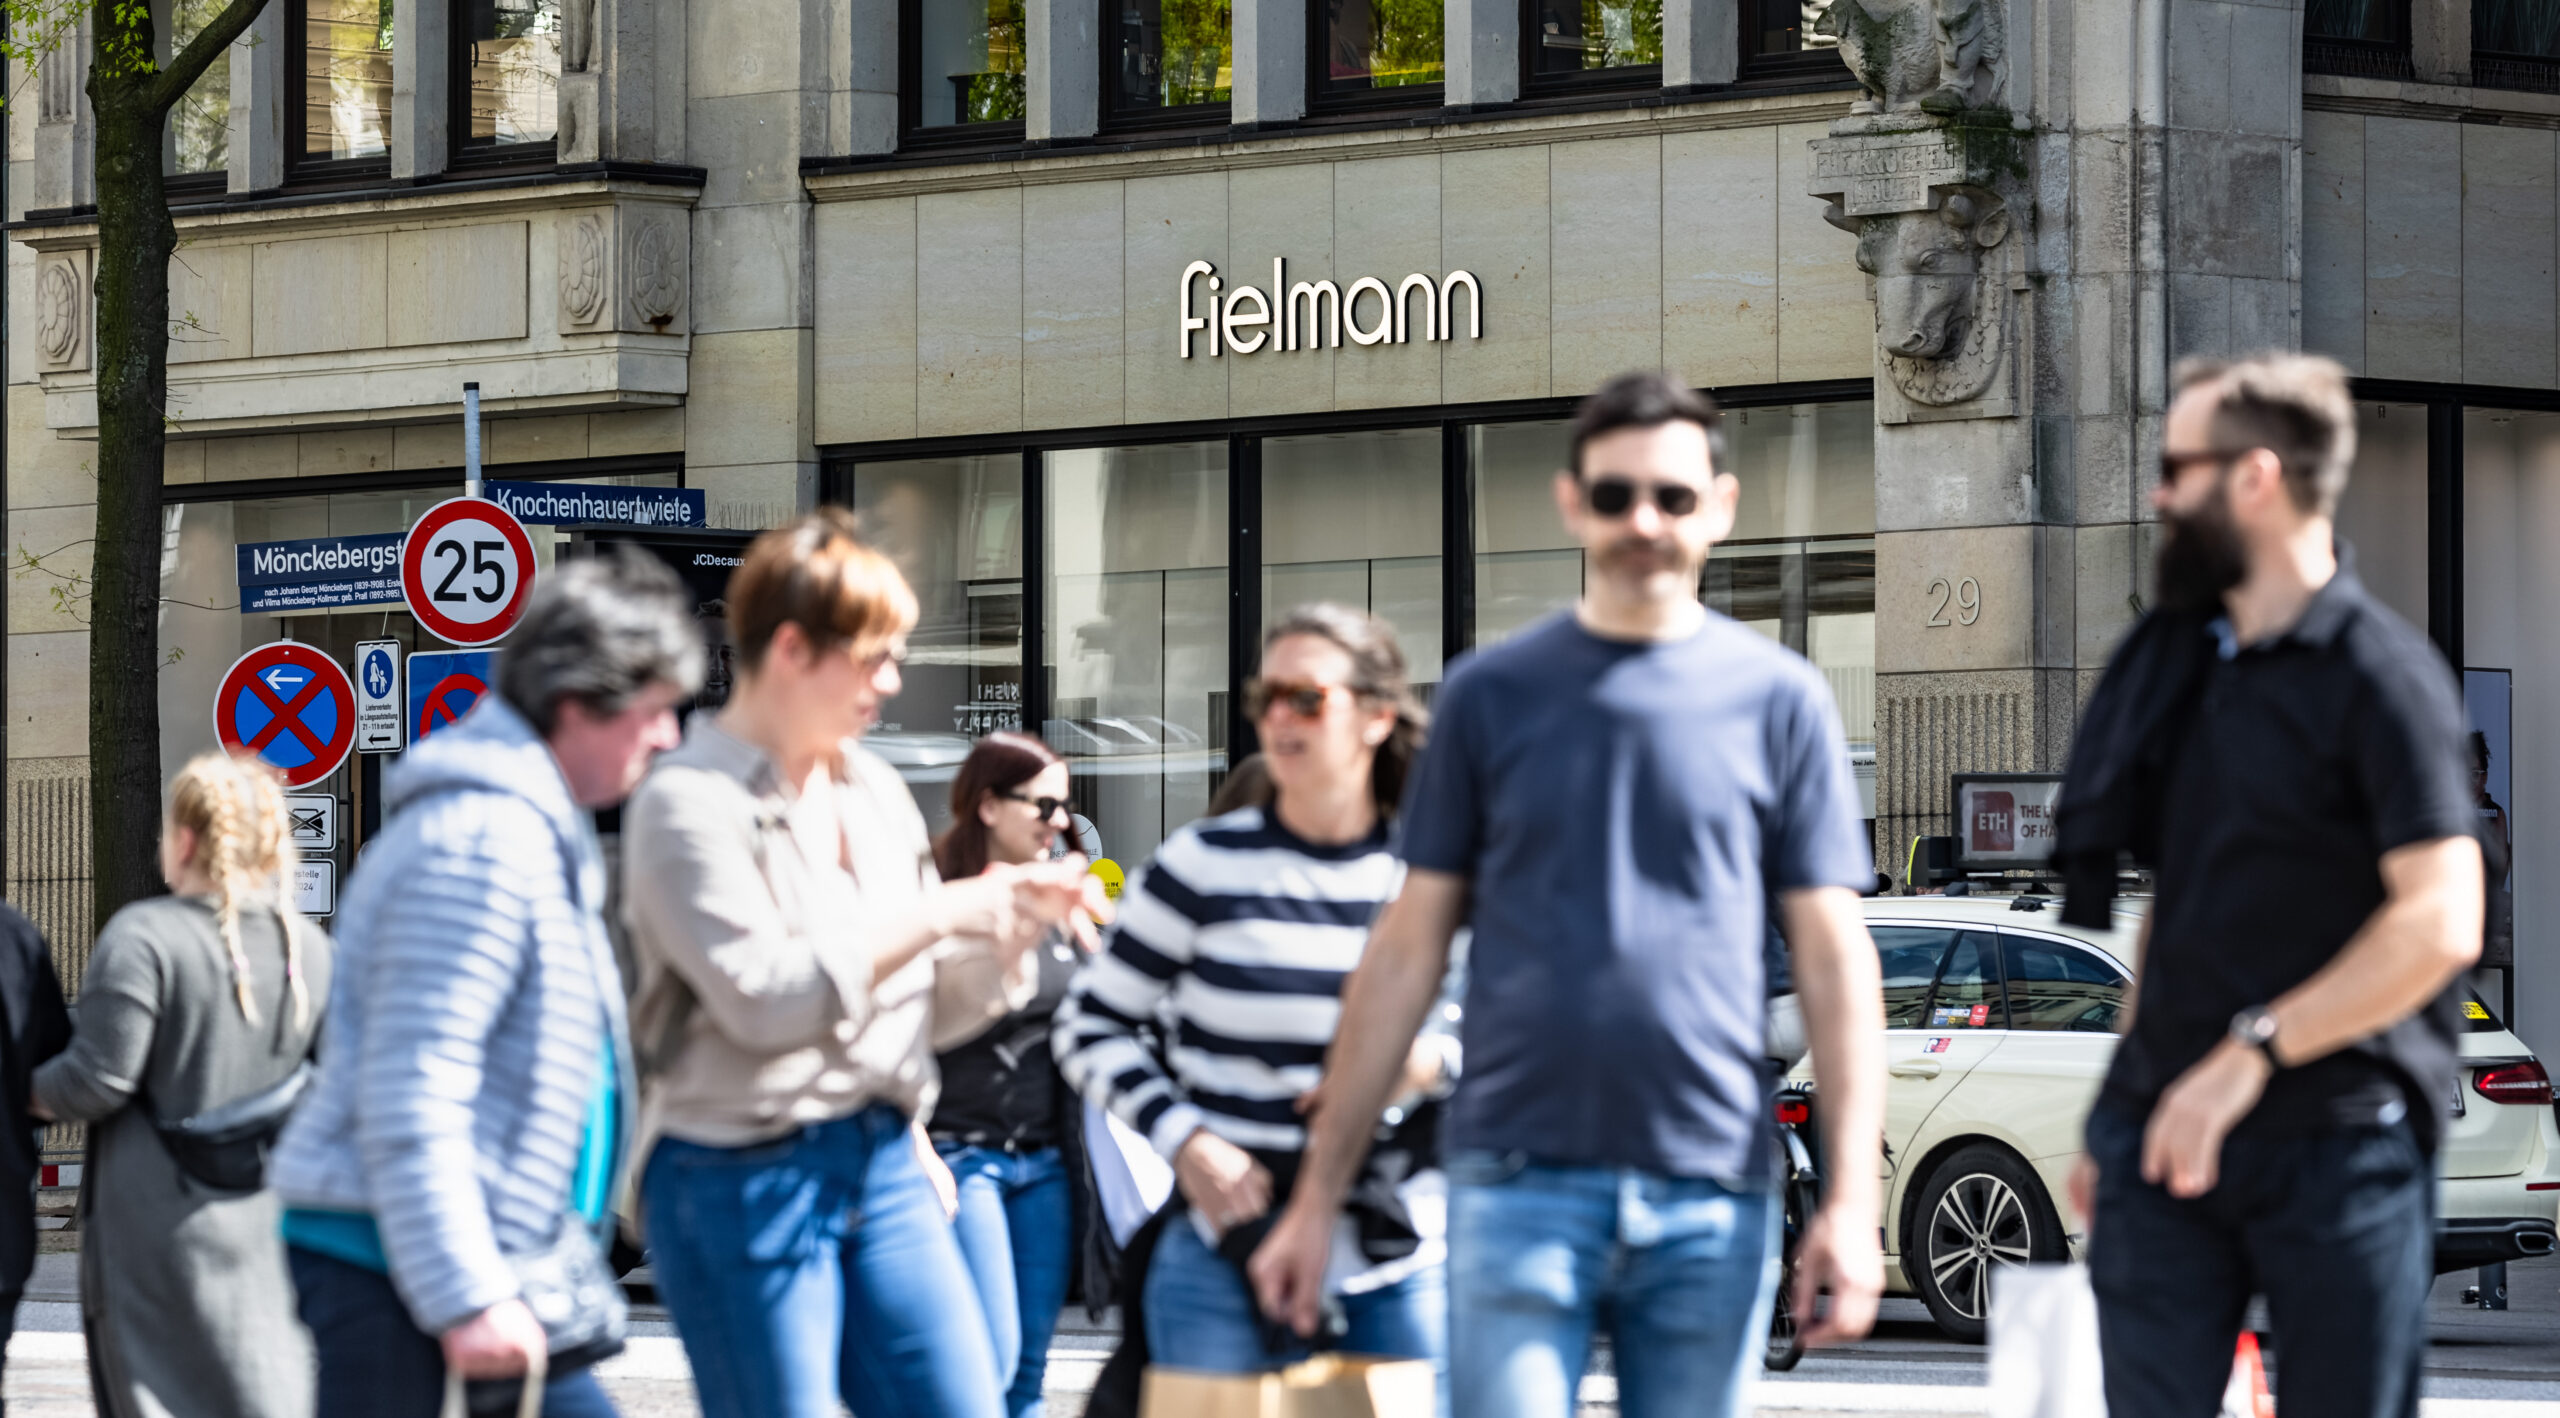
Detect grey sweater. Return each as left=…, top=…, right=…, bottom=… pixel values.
left=271, top=697, right=633, bottom=1336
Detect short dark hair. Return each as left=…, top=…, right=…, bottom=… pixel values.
left=1567, top=372, right=1727, bottom=477
left=498, top=548, right=706, bottom=734
left=2171, top=352, right=2357, bottom=515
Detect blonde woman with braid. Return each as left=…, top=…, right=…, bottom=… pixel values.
left=34, top=751, right=333, bottom=1418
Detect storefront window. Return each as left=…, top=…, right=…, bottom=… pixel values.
left=170, top=0, right=233, bottom=175
left=1046, top=442, right=1229, bottom=872
left=1111, top=0, right=1232, bottom=112
left=1526, top=0, right=1661, bottom=80
left=2332, top=401, right=2429, bottom=626
left=853, top=456, right=1026, bottom=831
left=299, top=0, right=394, bottom=164
left=458, top=0, right=562, bottom=149
left=1318, top=0, right=1443, bottom=96
left=1264, top=427, right=1443, bottom=688
left=1744, top=0, right=1836, bottom=62
left=917, top=0, right=1028, bottom=125
left=1469, top=419, right=1578, bottom=647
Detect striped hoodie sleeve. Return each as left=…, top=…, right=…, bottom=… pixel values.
left=1054, top=849, right=1206, bottom=1161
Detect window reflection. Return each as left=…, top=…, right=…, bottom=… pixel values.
left=1113, top=0, right=1232, bottom=111
left=1469, top=419, right=1579, bottom=647
left=2307, top=0, right=2404, bottom=41
left=919, top=0, right=1028, bottom=125
left=1746, top=0, right=1835, bottom=57
left=855, top=457, right=1026, bottom=832
left=2001, top=936, right=2126, bottom=1034
left=1047, top=442, right=1229, bottom=872
left=1321, top=0, right=1443, bottom=93
left=462, top=0, right=561, bottom=147
left=1264, top=428, right=1443, bottom=689
left=302, top=0, right=394, bottom=162
left=1528, top=0, right=1661, bottom=76
left=171, top=0, right=233, bottom=174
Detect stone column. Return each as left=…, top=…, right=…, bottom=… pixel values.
left=228, top=2, right=286, bottom=192
left=1028, top=0, right=1101, bottom=141
left=31, top=19, right=92, bottom=212
left=847, top=0, right=898, bottom=154
left=1446, top=0, right=1517, bottom=107
left=1662, top=0, right=1737, bottom=90
left=392, top=0, right=451, bottom=179
left=1233, top=0, right=1307, bottom=126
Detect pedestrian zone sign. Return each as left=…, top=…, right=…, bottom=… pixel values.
left=212, top=643, right=357, bottom=789
left=408, top=649, right=496, bottom=745
left=355, top=639, right=404, bottom=753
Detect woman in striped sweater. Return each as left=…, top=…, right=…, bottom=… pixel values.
left=1055, top=603, right=1453, bottom=1385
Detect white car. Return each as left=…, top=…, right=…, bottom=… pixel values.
left=1797, top=892, right=2560, bottom=1342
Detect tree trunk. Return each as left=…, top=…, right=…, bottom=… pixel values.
left=84, top=0, right=176, bottom=932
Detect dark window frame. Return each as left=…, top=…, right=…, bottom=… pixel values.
left=1100, top=0, right=1237, bottom=133
left=448, top=0, right=565, bottom=172
left=900, top=0, right=1032, bottom=148
left=1306, top=0, right=1447, bottom=115
left=288, top=0, right=395, bottom=182
left=2303, top=0, right=2415, bottom=81
left=2473, top=0, right=2560, bottom=96
left=1735, top=0, right=1851, bottom=83
left=1518, top=0, right=1663, bottom=98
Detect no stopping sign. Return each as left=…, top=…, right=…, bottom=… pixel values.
left=402, top=497, right=538, bottom=646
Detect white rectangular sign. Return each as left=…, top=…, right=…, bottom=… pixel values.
left=291, top=860, right=335, bottom=918
left=283, top=794, right=336, bottom=852
left=354, top=639, right=404, bottom=752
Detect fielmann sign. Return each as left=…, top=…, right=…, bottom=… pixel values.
left=1178, top=260, right=1483, bottom=359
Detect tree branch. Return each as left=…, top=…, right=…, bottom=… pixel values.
left=147, top=0, right=268, bottom=113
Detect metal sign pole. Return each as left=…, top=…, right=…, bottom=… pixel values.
left=463, top=381, right=483, bottom=501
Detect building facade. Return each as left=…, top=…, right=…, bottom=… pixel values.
left=5, top=0, right=2559, bottom=1049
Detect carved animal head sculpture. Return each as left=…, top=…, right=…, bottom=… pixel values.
left=1832, top=190, right=2011, bottom=360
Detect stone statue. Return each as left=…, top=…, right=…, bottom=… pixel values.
left=1820, top=0, right=1996, bottom=115
left=1831, top=188, right=2009, bottom=362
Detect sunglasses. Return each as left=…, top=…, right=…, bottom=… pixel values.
left=2157, top=448, right=2254, bottom=485
left=1003, top=792, right=1072, bottom=822
left=1244, top=678, right=1351, bottom=720
left=1581, top=476, right=1702, bottom=519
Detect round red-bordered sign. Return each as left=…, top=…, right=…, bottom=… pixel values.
left=402, top=496, right=539, bottom=647
left=211, top=642, right=357, bottom=788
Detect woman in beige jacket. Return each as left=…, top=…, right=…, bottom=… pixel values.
left=620, top=509, right=1105, bottom=1418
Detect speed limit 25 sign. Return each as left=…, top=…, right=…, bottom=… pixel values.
left=401, top=496, right=538, bottom=646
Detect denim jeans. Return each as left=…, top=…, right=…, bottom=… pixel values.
left=1143, top=1216, right=1448, bottom=1406
left=642, top=1105, right=1004, bottom=1418
left=1444, top=1152, right=1776, bottom=1418
left=2086, top=1103, right=2433, bottom=1418
left=939, top=1144, right=1073, bottom=1418
left=288, top=1246, right=619, bottom=1418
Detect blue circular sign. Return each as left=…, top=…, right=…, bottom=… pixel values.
left=362, top=647, right=395, bottom=700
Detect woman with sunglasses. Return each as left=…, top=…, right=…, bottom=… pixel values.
left=1055, top=603, right=1453, bottom=1396
left=922, top=731, right=1089, bottom=1418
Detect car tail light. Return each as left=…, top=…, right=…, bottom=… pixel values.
left=1774, top=1098, right=1811, bottom=1127
left=2474, top=1061, right=2555, bottom=1106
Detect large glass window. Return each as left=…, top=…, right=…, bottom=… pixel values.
left=2475, top=0, right=2560, bottom=91
left=170, top=0, right=233, bottom=175
left=2304, top=0, right=2412, bottom=79
left=299, top=0, right=394, bottom=165
left=1318, top=0, right=1443, bottom=99
left=1470, top=419, right=1579, bottom=646
left=458, top=0, right=561, bottom=150
left=1526, top=0, right=1661, bottom=82
left=1263, top=427, right=1444, bottom=689
left=854, top=456, right=1027, bottom=832
left=2331, top=401, right=2429, bottom=626
left=1742, top=0, right=1841, bottom=71
left=1111, top=0, right=1232, bottom=114
left=916, top=0, right=1029, bottom=127
left=1046, top=442, right=1230, bottom=872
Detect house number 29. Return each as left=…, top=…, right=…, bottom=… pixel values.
left=1926, top=576, right=1982, bottom=628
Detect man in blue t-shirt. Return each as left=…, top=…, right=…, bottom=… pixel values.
left=1250, top=372, right=1887, bottom=1418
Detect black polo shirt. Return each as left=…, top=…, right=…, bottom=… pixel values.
left=2098, top=559, right=2476, bottom=1146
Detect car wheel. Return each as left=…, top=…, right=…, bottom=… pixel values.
left=1909, top=1144, right=2063, bottom=1343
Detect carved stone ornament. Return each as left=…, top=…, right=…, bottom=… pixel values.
left=561, top=214, right=610, bottom=328
left=1818, top=0, right=2003, bottom=117
left=35, top=254, right=88, bottom=373
left=625, top=215, right=685, bottom=331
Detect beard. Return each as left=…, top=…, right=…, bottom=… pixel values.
left=1592, top=532, right=1691, bottom=583
left=2153, top=480, right=2247, bottom=615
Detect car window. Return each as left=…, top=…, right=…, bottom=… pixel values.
left=2001, top=934, right=2128, bottom=1033
left=1926, top=932, right=2005, bottom=1030
left=1873, top=926, right=1958, bottom=1029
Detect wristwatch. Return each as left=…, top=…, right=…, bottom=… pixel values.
left=2227, top=1005, right=2282, bottom=1067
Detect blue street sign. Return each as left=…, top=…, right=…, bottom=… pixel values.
left=484, top=481, right=706, bottom=528
left=235, top=533, right=405, bottom=613
left=407, top=649, right=496, bottom=744
left=361, top=646, right=395, bottom=701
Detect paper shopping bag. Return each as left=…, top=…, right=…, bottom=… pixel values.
left=1989, top=1263, right=2106, bottom=1418
left=1138, top=1355, right=1437, bottom=1418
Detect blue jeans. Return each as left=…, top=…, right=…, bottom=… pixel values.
left=288, top=1246, right=619, bottom=1418
left=939, top=1144, right=1073, bottom=1418
left=2086, top=1103, right=2433, bottom=1418
left=1143, top=1214, right=1448, bottom=1409
left=642, top=1105, right=1004, bottom=1418
left=1445, top=1152, right=1776, bottom=1418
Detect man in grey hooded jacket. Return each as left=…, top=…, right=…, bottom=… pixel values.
left=272, top=551, right=703, bottom=1417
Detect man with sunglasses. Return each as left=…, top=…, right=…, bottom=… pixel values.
left=2054, top=353, right=2482, bottom=1417
left=1249, top=371, right=1887, bottom=1418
